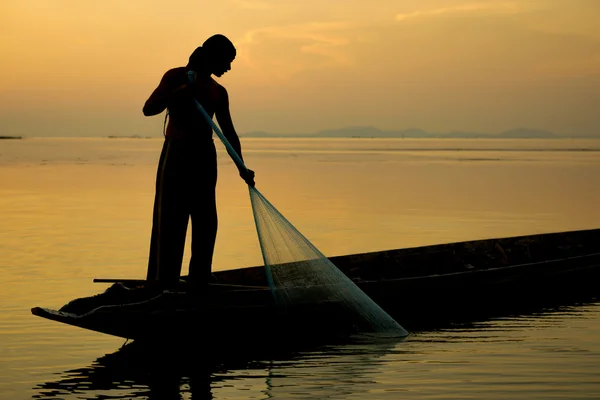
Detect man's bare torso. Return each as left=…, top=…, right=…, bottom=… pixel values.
left=163, top=67, right=225, bottom=141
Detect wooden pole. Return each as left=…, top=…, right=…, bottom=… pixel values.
left=93, top=278, right=269, bottom=290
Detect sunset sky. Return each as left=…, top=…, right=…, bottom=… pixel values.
left=1, top=0, right=599, bottom=137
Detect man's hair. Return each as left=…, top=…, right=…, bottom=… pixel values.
left=203, top=34, right=236, bottom=58
left=188, top=34, right=236, bottom=69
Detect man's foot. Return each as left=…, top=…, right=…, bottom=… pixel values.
left=177, top=273, right=218, bottom=292
left=144, top=279, right=181, bottom=293
left=181, top=273, right=218, bottom=283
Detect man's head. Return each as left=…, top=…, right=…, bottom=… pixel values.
left=188, top=34, right=236, bottom=77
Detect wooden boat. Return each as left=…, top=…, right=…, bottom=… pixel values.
left=31, top=228, right=600, bottom=342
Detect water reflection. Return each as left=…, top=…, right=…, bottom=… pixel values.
left=32, top=294, right=599, bottom=400
left=31, top=334, right=403, bottom=400
left=33, top=340, right=230, bottom=399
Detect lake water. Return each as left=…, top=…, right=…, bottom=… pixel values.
left=1, top=137, right=599, bottom=399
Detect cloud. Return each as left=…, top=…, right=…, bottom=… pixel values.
left=395, top=1, right=519, bottom=21
left=235, top=22, right=355, bottom=81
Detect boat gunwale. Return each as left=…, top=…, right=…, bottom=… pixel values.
left=353, top=251, right=600, bottom=284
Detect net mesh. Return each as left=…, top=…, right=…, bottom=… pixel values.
left=249, top=187, right=408, bottom=336
left=189, top=71, right=407, bottom=337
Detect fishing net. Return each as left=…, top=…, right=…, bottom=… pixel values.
left=189, top=72, right=407, bottom=336
left=249, top=188, right=407, bottom=335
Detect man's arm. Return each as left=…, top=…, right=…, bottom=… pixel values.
left=215, top=88, right=244, bottom=163
left=216, top=88, right=255, bottom=186
left=143, top=69, right=189, bottom=116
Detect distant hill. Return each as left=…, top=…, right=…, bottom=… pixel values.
left=496, top=128, right=558, bottom=138
left=107, top=135, right=152, bottom=139
left=240, top=126, right=565, bottom=139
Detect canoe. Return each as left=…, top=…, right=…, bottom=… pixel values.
left=31, top=227, right=600, bottom=341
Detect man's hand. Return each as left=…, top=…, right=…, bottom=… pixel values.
left=240, top=168, right=255, bottom=187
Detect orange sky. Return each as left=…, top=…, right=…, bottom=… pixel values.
left=1, top=0, right=599, bottom=137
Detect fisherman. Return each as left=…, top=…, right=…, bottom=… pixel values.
left=142, top=34, right=255, bottom=288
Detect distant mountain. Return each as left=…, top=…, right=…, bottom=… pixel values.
left=107, top=135, right=152, bottom=139
left=240, top=126, right=563, bottom=139
left=313, top=126, right=431, bottom=138
left=497, top=128, right=558, bottom=138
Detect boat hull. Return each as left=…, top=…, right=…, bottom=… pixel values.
left=31, top=228, right=600, bottom=340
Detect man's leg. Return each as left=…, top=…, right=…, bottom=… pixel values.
left=188, top=146, right=218, bottom=283
left=189, top=191, right=218, bottom=283
left=146, top=140, right=170, bottom=281
left=147, top=139, right=189, bottom=285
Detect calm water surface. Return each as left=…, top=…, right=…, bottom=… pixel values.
left=1, top=137, right=600, bottom=399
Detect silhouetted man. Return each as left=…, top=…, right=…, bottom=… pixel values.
left=143, top=34, right=255, bottom=287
